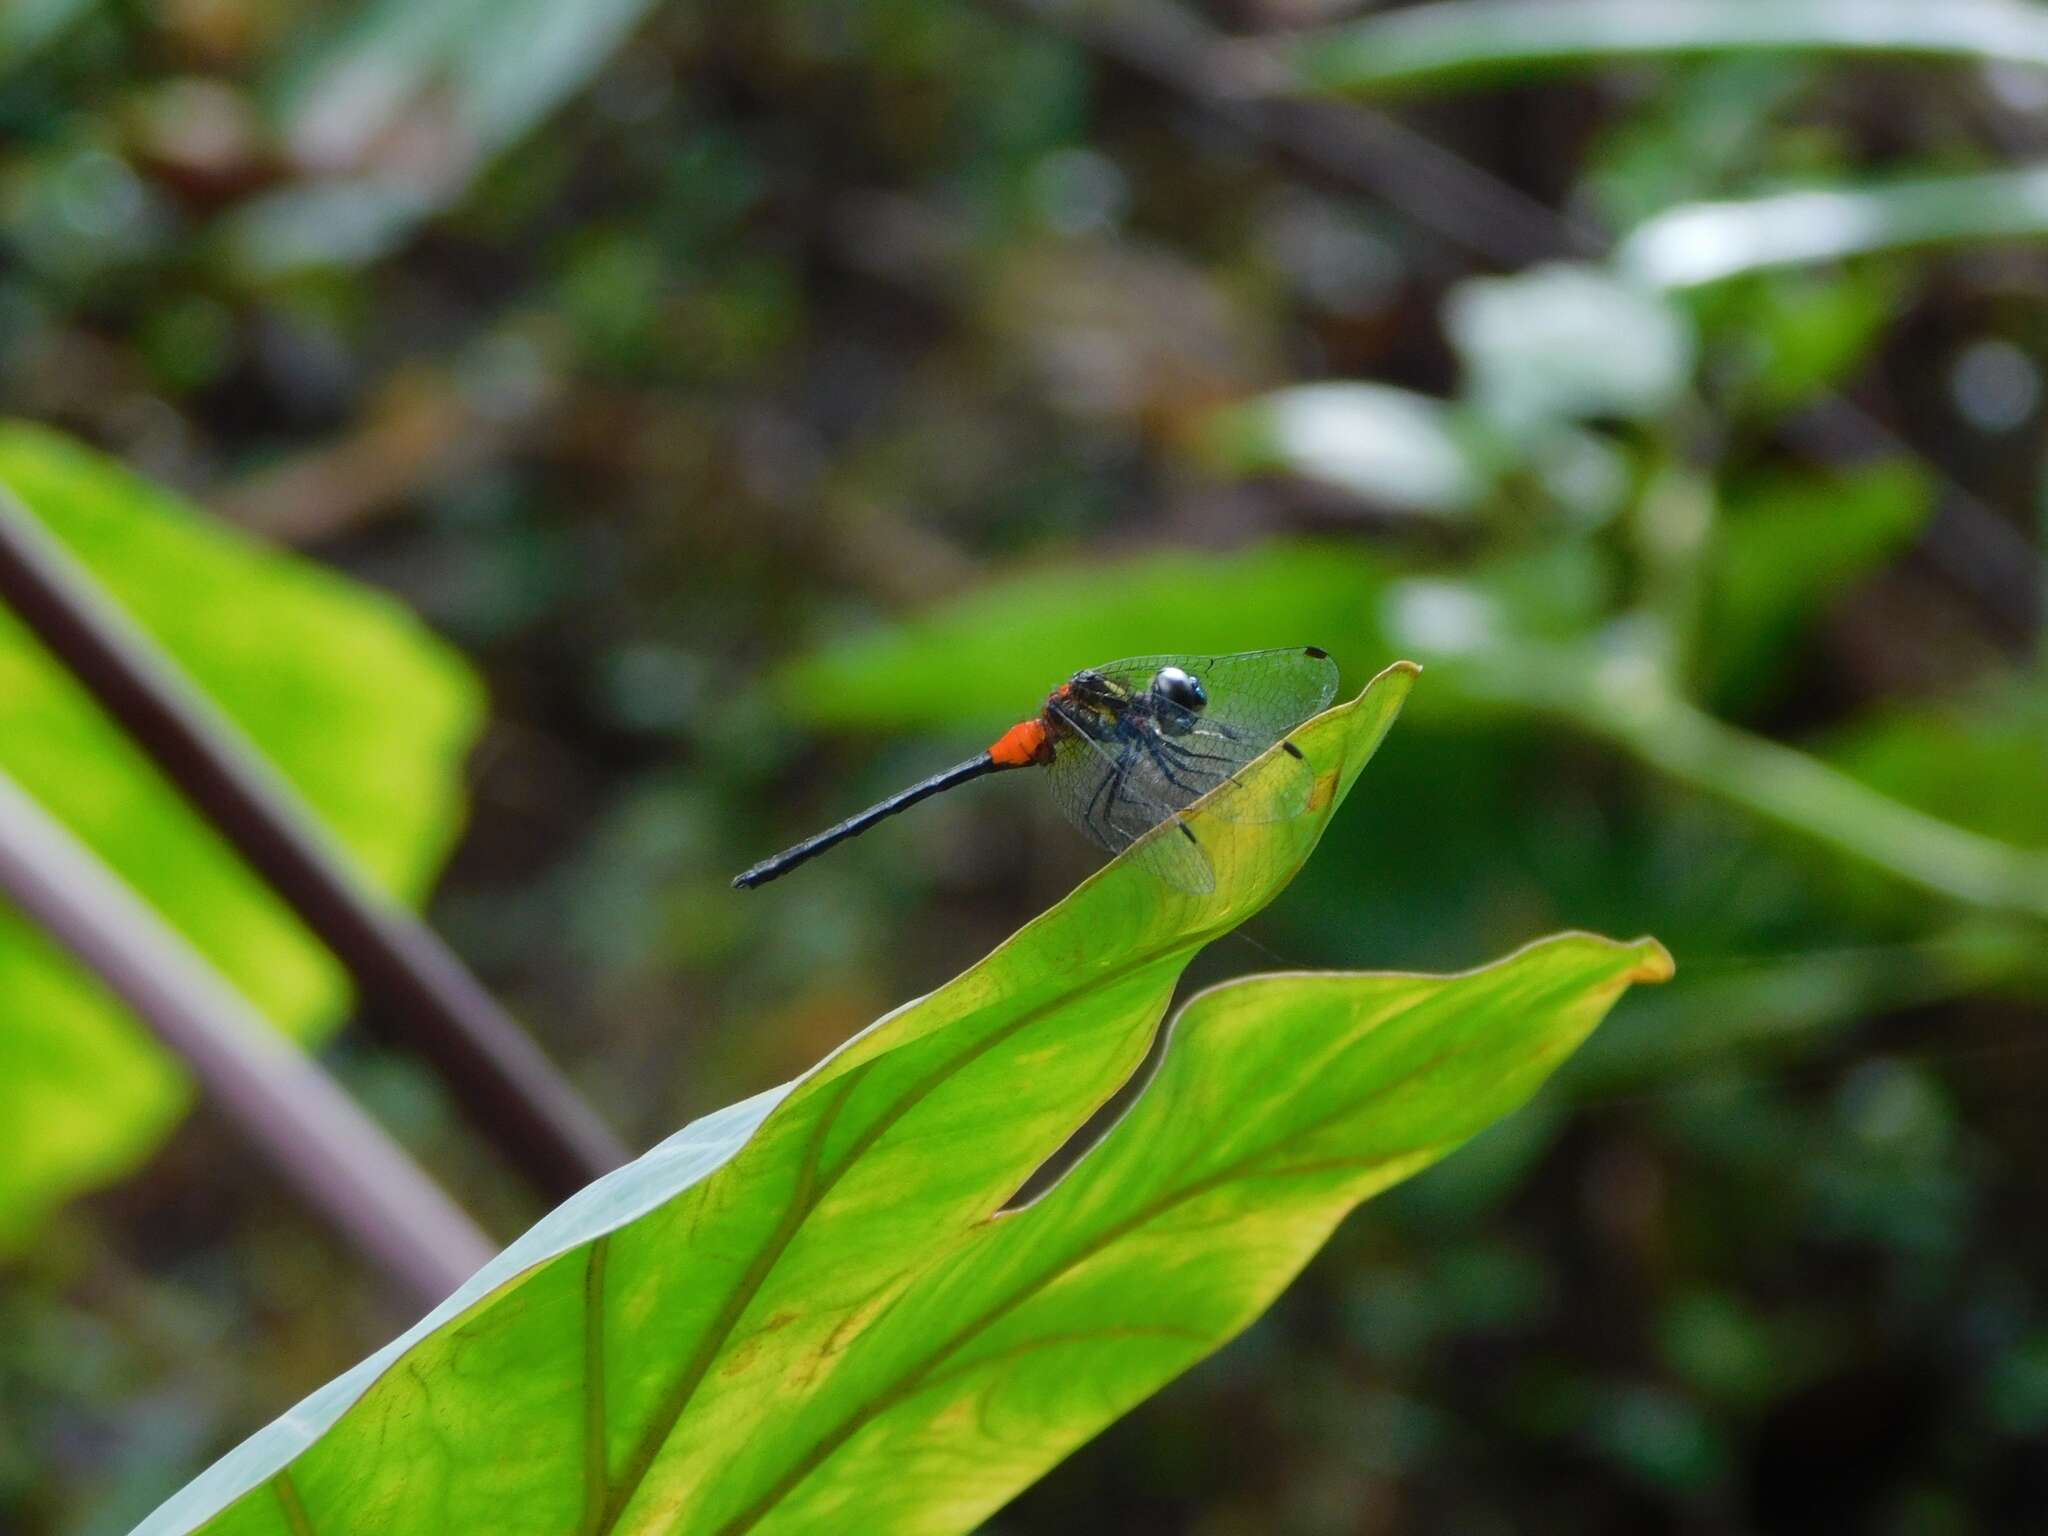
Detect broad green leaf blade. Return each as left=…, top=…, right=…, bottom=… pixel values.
left=726, top=934, right=1670, bottom=1535
left=1264, top=0, right=2048, bottom=97
left=0, top=422, right=484, bottom=1245
left=1704, top=266, right=1905, bottom=413
left=1828, top=680, right=2048, bottom=851
left=1618, top=164, right=2048, bottom=288
left=140, top=662, right=1422, bottom=1534
left=773, top=540, right=1390, bottom=737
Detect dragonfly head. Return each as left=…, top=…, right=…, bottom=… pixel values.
left=1149, top=665, right=1207, bottom=714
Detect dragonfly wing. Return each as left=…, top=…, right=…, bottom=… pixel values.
left=1123, top=812, right=1218, bottom=895
left=1080, top=648, right=1334, bottom=826
left=1041, top=647, right=1337, bottom=888
left=1162, top=727, right=1318, bottom=824
left=1088, top=647, right=1339, bottom=745
left=1112, top=715, right=1316, bottom=826
left=1044, top=723, right=1216, bottom=893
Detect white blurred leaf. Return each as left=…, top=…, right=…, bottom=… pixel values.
left=277, top=0, right=660, bottom=170
left=1617, top=163, right=2048, bottom=288
left=250, top=0, right=666, bottom=270
left=1267, top=0, right=2048, bottom=96
left=1206, top=383, right=1487, bottom=514
left=1447, top=263, right=1697, bottom=431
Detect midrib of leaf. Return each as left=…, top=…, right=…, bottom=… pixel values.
left=270, top=1471, right=316, bottom=1536
left=579, top=1236, right=612, bottom=1536
left=707, top=1012, right=1514, bottom=1534
left=594, top=1066, right=868, bottom=1530
left=905, top=1325, right=1214, bottom=1401
left=591, top=938, right=1211, bottom=1531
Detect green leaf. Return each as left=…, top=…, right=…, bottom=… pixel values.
left=1827, top=679, right=2048, bottom=850
left=1265, top=0, right=2048, bottom=97
left=136, top=662, right=1671, bottom=1535
left=1701, top=462, right=1932, bottom=707
left=1579, top=57, right=1816, bottom=232
left=773, top=541, right=1390, bottom=736
left=1199, top=384, right=1489, bottom=516
left=1445, top=263, right=1697, bottom=434
left=0, top=423, right=483, bottom=1246
left=1700, top=266, right=1905, bottom=414
left=0, top=0, right=94, bottom=75
left=1617, top=164, right=2048, bottom=288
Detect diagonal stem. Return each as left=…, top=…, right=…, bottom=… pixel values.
left=0, top=765, right=493, bottom=1308
left=0, top=488, right=627, bottom=1199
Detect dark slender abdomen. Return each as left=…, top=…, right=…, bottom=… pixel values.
left=732, top=753, right=1006, bottom=889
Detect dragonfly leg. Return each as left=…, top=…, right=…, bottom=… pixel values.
left=1142, top=742, right=1209, bottom=798
left=1148, top=737, right=1247, bottom=803
left=1086, top=744, right=1140, bottom=843
left=1154, top=737, right=1242, bottom=770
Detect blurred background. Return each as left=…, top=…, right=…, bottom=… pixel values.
left=3, top=0, right=2047, bottom=1531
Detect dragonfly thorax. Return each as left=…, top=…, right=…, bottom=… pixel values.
left=1051, top=670, right=1129, bottom=727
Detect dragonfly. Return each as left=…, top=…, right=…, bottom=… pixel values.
left=733, top=647, right=1338, bottom=894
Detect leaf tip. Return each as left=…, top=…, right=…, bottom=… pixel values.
left=1354, top=657, right=1422, bottom=707
left=1620, top=937, right=1676, bottom=986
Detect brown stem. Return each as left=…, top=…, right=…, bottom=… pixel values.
left=0, top=490, right=628, bottom=1200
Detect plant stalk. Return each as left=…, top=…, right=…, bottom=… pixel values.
left=0, top=767, right=493, bottom=1309
left=0, top=490, right=628, bottom=1200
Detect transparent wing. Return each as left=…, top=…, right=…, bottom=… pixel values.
left=1089, top=647, right=1339, bottom=748
left=1123, top=815, right=1218, bottom=894
left=1040, top=647, right=1337, bottom=889
left=1043, top=719, right=1216, bottom=893
left=1057, top=711, right=1314, bottom=830
left=1081, top=647, right=1336, bottom=824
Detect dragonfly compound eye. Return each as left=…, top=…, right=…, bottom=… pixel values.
left=1150, top=665, right=1207, bottom=713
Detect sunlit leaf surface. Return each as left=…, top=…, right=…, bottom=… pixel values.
left=231, top=0, right=667, bottom=272
left=275, top=0, right=658, bottom=164
left=138, top=664, right=1670, bottom=1535
left=0, top=423, right=483, bottom=1245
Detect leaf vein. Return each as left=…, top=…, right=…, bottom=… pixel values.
left=711, top=1025, right=1488, bottom=1533
left=579, top=1234, right=612, bottom=1536
left=269, top=1471, right=316, bottom=1536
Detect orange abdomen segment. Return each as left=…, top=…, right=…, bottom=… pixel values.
left=988, top=717, right=1052, bottom=768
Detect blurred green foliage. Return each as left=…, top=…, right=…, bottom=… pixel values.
left=3, top=0, right=2047, bottom=1532
left=0, top=424, right=482, bottom=1250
